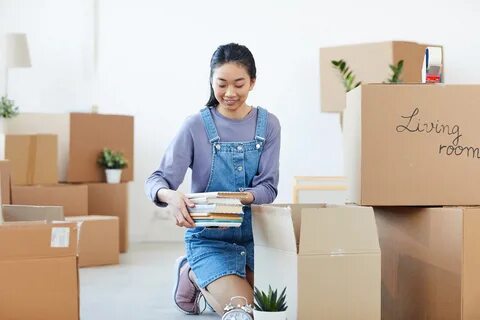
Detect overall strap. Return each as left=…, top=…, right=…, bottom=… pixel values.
left=200, top=107, right=220, bottom=144
left=254, top=107, right=268, bottom=144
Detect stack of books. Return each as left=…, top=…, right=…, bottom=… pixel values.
left=186, top=192, right=248, bottom=227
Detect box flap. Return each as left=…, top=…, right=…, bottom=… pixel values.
left=391, top=42, right=443, bottom=83
left=299, top=206, right=380, bottom=255
left=2, top=204, right=64, bottom=222
left=0, top=222, right=77, bottom=260
left=252, top=205, right=297, bottom=253
left=344, top=86, right=363, bottom=204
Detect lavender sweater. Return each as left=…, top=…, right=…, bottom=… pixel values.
left=145, top=107, right=281, bottom=205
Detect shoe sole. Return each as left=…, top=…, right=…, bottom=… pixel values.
left=172, top=256, right=200, bottom=315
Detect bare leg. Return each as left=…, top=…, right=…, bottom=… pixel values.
left=246, top=267, right=254, bottom=288
left=190, top=270, right=253, bottom=316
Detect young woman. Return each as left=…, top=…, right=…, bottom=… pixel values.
left=145, top=43, right=281, bottom=317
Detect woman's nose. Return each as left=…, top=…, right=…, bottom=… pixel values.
left=225, top=86, right=235, bottom=97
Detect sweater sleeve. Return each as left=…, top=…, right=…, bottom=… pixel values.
left=245, top=113, right=281, bottom=204
left=144, top=116, right=194, bottom=206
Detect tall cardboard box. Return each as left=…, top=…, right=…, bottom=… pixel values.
left=0, top=221, right=79, bottom=320
left=87, top=183, right=129, bottom=252
left=252, top=204, right=380, bottom=320
left=4, top=112, right=134, bottom=182
left=5, top=134, right=58, bottom=185
left=12, top=184, right=88, bottom=216
left=320, top=41, right=443, bottom=113
left=0, top=160, right=12, bottom=204
left=375, top=206, right=480, bottom=319
left=66, top=215, right=120, bottom=267
left=344, top=84, right=480, bottom=206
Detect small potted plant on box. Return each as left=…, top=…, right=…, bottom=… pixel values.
left=254, top=285, right=288, bottom=320
left=97, top=148, right=127, bottom=184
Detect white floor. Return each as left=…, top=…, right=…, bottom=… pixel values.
left=80, top=242, right=219, bottom=320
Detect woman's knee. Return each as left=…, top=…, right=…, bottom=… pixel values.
left=204, top=274, right=253, bottom=315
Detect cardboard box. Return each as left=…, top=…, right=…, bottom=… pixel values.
left=344, top=84, right=480, bottom=206
left=12, top=184, right=88, bottom=216
left=65, top=215, right=119, bottom=267
left=320, top=41, right=443, bottom=113
left=2, top=204, right=64, bottom=222
left=87, top=183, right=129, bottom=253
left=4, top=112, right=134, bottom=182
left=5, top=134, right=58, bottom=185
left=0, top=160, right=12, bottom=204
left=375, top=206, right=480, bottom=319
left=0, top=221, right=79, bottom=320
left=252, top=204, right=380, bottom=320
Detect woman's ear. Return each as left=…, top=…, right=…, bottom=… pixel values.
left=249, top=78, right=256, bottom=91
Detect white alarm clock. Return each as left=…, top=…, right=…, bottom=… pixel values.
left=222, top=296, right=253, bottom=320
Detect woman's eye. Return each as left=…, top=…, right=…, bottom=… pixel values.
left=235, top=85, right=244, bottom=89
left=218, top=85, right=227, bottom=88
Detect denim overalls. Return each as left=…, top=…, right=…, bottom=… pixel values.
left=185, top=106, right=268, bottom=289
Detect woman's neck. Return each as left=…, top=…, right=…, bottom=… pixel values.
left=216, top=103, right=252, bottom=120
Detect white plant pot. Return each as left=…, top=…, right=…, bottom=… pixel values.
left=253, top=310, right=287, bottom=320
left=105, top=169, right=122, bottom=184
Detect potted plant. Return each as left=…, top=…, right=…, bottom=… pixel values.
left=253, top=285, right=288, bottom=320
left=0, top=96, right=20, bottom=133
left=97, top=148, right=128, bottom=183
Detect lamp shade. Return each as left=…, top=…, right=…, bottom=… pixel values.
left=6, top=33, right=31, bottom=68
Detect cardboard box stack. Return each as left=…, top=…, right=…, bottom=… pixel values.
left=342, top=82, right=480, bottom=318
left=2, top=112, right=133, bottom=260
left=0, top=112, right=133, bottom=318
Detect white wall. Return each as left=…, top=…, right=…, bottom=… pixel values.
left=1, top=0, right=479, bottom=242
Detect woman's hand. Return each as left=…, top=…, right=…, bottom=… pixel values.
left=241, top=192, right=255, bottom=205
left=157, top=189, right=196, bottom=228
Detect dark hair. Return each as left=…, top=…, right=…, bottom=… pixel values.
left=206, top=43, right=257, bottom=107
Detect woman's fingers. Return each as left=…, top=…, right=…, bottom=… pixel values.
left=180, top=205, right=195, bottom=227
left=184, top=197, right=195, bottom=208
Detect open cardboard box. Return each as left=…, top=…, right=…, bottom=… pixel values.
left=320, top=41, right=443, bottom=113
left=252, top=204, right=380, bottom=319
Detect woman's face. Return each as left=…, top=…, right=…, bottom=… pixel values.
left=211, top=62, right=255, bottom=112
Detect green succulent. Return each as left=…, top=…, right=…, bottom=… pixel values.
left=331, top=59, right=361, bottom=92
left=97, top=148, right=128, bottom=169
left=386, top=59, right=404, bottom=83
left=254, top=286, right=288, bottom=312
left=0, top=96, right=19, bottom=118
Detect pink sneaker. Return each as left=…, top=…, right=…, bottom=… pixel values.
left=173, top=256, right=204, bottom=315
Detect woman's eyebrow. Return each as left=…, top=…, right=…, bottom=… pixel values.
left=217, top=77, right=245, bottom=82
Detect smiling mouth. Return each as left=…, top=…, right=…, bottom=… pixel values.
left=224, top=99, right=238, bottom=105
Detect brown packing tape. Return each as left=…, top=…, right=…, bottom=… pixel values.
left=26, top=135, right=37, bottom=185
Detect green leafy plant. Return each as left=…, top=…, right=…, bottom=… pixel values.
left=386, top=59, right=404, bottom=83
left=0, top=96, right=19, bottom=118
left=331, top=59, right=361, bottom=92
left=254, top=285, right=287, bottom=312
left=97, top=148, right=128, bottom=169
